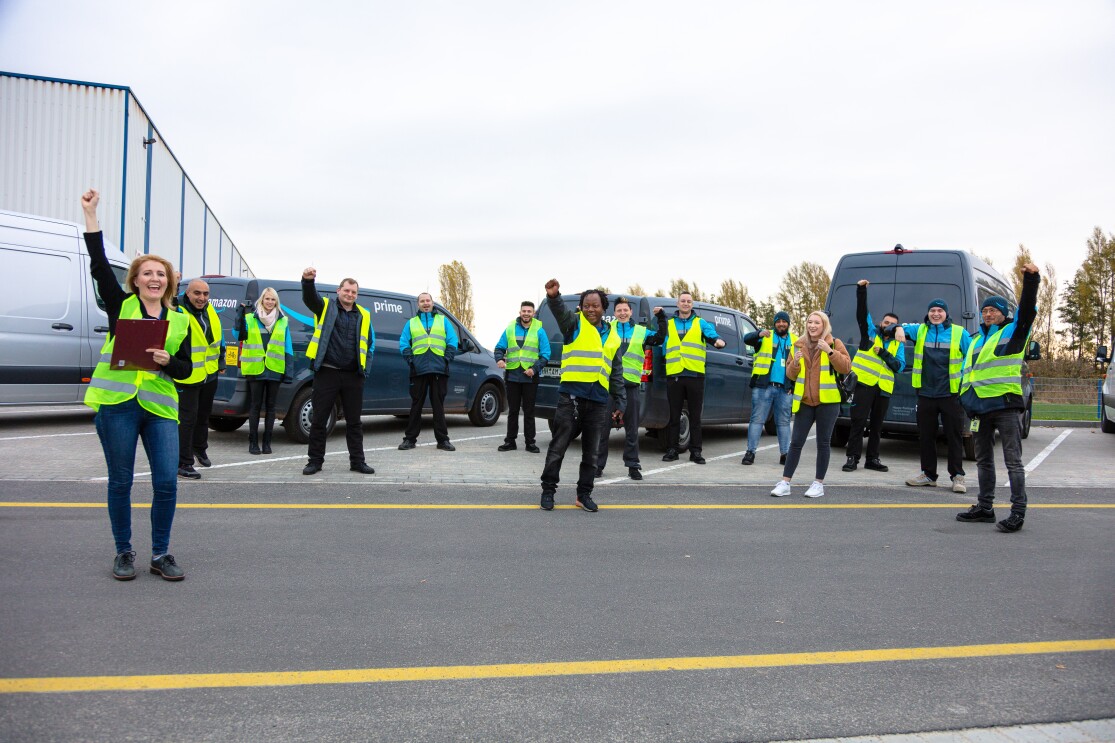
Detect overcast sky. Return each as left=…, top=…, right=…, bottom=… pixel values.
left=2, top=1, right=1113, bottom=343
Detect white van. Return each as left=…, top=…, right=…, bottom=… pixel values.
left=0, top=209, right=128, bottom=405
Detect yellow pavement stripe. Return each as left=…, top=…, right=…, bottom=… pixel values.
left=1, top=501, right=1113, bottom=510
left=2, top=639, right=1112, bottom=694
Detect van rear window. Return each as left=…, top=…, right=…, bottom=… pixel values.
left=828, top=282, right=963, bottom=346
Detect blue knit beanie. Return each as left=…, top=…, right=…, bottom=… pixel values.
left=981, top=295, right=1009, bottom=316
left=773, top=311, right=790, bottom=325
left=927, top=298, right=948, bottom=313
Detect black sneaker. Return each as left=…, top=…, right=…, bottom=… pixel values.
left=194, top=452, right=212, bottom=467
left=864, top=459, right=889, bottom=472
left=540, top=491, right=555, bottom=511
left=150, top=554, right=185, bottom=581
left=303, top=462, right=322, bottom=475
left=997, top=513, right=1025, bottom=533
left=779, top=453, right=787, bottom=465
left=437, top=442, right=456, bottom=452
left=690, top=454, right=706, bottom=465
left=525, top=444, right=541, bottom=453
left=662, top=449, right=679, bottom=462
left=576, top=493, right=599, bottom=512
left=841, top=457, right=857, bottom=472
left=741, top=451, right=755, bottom=465
left=956, top=505, right=996, bottom=523
left=398, top=439, right=416, bottom=450
left=498, top=442, right=516, bottom=452
left=594, top=468, right=604, bottom=478
left=112, top=551, right=136, bottom=581
left=350, top=462, right=375, bottom=474
left=177, top=466, right=201, bottom=480
left=628, top=467, right=642, bottom=480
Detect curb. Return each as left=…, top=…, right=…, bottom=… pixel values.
left=1035, top=419, right=1099, bottom=428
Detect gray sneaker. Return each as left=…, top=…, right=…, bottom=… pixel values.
left=112, top=551, right=136, bottom=581
left=150, top=554, right=185, bottom=581
left=905, top=472, right=937, bottom=487
left=951, top=475, right=967, bottom=493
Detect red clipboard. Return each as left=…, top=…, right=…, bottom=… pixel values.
left=110, top=319, right=169, bottom=371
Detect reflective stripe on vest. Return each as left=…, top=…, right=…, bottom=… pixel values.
left=791, top=350, right=841, bottom=413
left=664, top=317, right=706, bottom=375
left=306, top=299, right=372, bottom=372
left=849, top=336, right=900, bottom=394
left=505, top=319, right=542, bottom=369
left=179, top=303, right=221, bottom=384
left=961, top=326, right=1024, bottom=398
left=84, top=295, right=190, bottom=421
left=611, top=320, right=649, bottom=384
left=410, top=315, right=447, bottom=357
left=560, top=313, right=622, bottom=390
left=752, top=331, right=797, bottom=378
left=241, top=314, right=288, bottom=376
left=912, top=324, right=963, bottom=393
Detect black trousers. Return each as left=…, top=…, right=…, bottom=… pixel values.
left=248, top=379, right=281, bottom=436
left=404, top=374, right=449, bottom=444
left=598, top=383, right=641, bottom=469
left=175, top=375, right=217, bottom=467
left=916, top=394, right=966, bottom=481
left=846, top=382, right=891, bottom=462
left=504, top=380, right=538, bottom=445
left=666, top=375, right=705, bottom=453
left=541, top=393, right=608, bottom=496
left=307, top=367, right=366, bottom=466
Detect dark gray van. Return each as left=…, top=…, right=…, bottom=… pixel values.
left=202, top=277, right=505, bottom=442
left=533, top=294, right=773, bottom=449
left=824, top=247, right=1038, bottom=458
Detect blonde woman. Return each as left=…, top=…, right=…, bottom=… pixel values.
left=771, top=310, right=851, bottom=499
left=235, top=288, right=294, bottom=454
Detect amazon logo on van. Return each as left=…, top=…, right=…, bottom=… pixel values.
left=210, top=298, right=240, bottom=309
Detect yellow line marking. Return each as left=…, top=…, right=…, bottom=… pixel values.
left=1, top=502, right=1113, bottom=510
left=2, top=639, right=1112, bottom=694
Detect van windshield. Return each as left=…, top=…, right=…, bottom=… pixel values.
left=828, top=282, right=964, bottom=346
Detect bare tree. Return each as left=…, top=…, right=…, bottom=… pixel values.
left=1010, top=243, right=1034, bottom=301
left=437, top=260, right=475, bottom=331
left=712, top=279, right=751, bottom=312
left=1035, top=262, right=1057, bottom=357
left=626, top=283, right=647, bottom=297
left=774, top=262, right=831, bottom=323
left=667, top=278, right=704, bottom=301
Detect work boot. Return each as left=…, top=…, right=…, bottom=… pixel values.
left=262, top=415, right=275, bottom=454
left=997, top=513, right=1025, bottom=533
left=841, top=456, right=857, bottom=472
left=149, top=554, right=185, bottom=581
left=248, top=432, right=261, bottom=456
left=662, top=449, right=679, bottom=462
left=741, top=451, right=755, bottom=465
left=498, top=442, right=516, bottom=452
left=956, top=505, right=995, bottom=523
left=540, top=491, right=555, bottom=511
left=525, top=444, right=540, bottom=453
left=576, top=493, right=599, bottom=512
left=628, top=467, right=642, bottom=480
left=864, top=459, right=888, bottom=472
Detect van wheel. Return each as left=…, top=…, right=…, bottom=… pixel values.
left=1020, top=400, right=1032, bottom=439
left=963, top=434, right=977, bottom=461
left=468, top=383, right=501, bottom=426
left=285, top=385, right=335, bottom=444
left=208, top=416, right=246, bottom=433
left=1103, top=395, right=1115, bottom=433
left=830, top=423, right=850, bottom=448
left=658, top=410, right=690, bottom=450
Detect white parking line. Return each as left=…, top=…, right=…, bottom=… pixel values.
left=1025, top=429, right=1072, bottom=473
left=0, top=432, right=96, bottom=442
left=598, top=437, right=813, bottom=485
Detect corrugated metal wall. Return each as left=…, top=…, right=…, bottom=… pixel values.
left=0, top=73, right=253, bottom=279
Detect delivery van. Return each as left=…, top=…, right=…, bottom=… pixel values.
left=824, top=246, right=1039, bottom=458
left=0, top=209, right=129, bottom=405
left=203, top=277, right=505, bottom=443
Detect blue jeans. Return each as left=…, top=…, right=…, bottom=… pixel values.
left=747, top=384, right=792, bottom=454
left=94, top=398, right=179, bottom=555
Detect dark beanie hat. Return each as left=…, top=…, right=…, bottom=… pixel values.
left=927, top=298, right=948, bottom=313
left=981, top=295, right=1009, bottom=316
left=773, top=311, right=790, bottom=325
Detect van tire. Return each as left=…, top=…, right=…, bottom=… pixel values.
left=468, top=383, right=502, bottom=427
left=1102, top=396, right=1115, bottom=433
left=1020, top=399, right=1032, bottom=439
left=208, top=416, right=246, bottom=433
left=963, top=434, right=977, bottom=461
left=657, top=410, right=690, bottom=450
left=285, top=385, right=335, bottom=444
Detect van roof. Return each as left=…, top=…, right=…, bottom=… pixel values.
left=833, top=248, right=997, bottom=278
left=202, top=276, right=420, bottom=304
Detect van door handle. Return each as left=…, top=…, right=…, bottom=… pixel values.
left=94, top=326, right=110, bottom=333
left=735, top=358, right=745, bottom=365
left=51, top=323, right=74, bottom=331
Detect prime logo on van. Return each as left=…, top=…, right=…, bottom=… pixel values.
left=373, top=301, right=404, bottom=315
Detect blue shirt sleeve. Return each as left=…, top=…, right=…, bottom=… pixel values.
left=367, top=322, right=375, bottom=359
left=866, top=311, right=877, bottom=342
left=699, top=318, right=720, bottom=341
left=494, top=329, right=508, bottom=352
left=399, top=318, right=412, bottom=354
left=901, top=322, right=922, bottom=340
left=445, top=319, right=460, bottom=348
left=893, top=342, right=906, bottom=373
left=538, top=329, right=551, bottom=362
left=957, top=326, right=972, bottom=357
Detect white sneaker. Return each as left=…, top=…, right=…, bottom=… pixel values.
left=804, top=481, right=825, bottom=498
left=905, top=472, right=937, bottom=487
left=770, top=480, right=792, bottom=497
left=951, top=475, right=967, bottom=494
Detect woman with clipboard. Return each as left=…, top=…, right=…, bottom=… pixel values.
left=81, top=190, right=195, bottom=582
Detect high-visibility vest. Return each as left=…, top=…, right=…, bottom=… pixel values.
left=849, top=335, right=901, bottom=394
left=791, top=350, right=841, bottom=413
left=611, top=320, right=649, bottom=384
left=306, top=298, right=372, bottom=373
left=961, top=325, right=1024, bottom=398
left=560, top=312, right=622, bottom=390
left=504, top=319, right=543, bottom=369
left=84, top=295, right=190, bottom=421
left=752, top=332, right=797, bottom=378
left=664, top=317, right=706, bottom=376
left=912, top=324, right=963, bottom=393
left=409, top=314, right=447, bottom=356
left=241, top=314, right=289, bottom=376
left=179, top=303, right=222, bottom=385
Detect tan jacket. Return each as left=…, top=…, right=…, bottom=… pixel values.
left=785, top=334, right=852, bottom=407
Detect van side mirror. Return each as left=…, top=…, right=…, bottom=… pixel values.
left=1025, top=340, right=1041, bottom=361
left=1097, top=345, right=1110, bottom=364
left=459, top=338, right=478, bottom=354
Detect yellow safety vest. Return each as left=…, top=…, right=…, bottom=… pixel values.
left=84, top=295, right=190, bottom=421
left=611, top=320, right=649, bottom=384
left=409, top=314, right=448, bottom=356
left=179, top=303, right=222, bottom=385
left=961, top=325, right=1024, bottom=398
left=791, top=350, right=841, bottom=413
left=306, top=298, right=372, bottom=373
left=504, top=319, right=543, bottom=370
left=664, top=316, right=706, bottom=376
left=752, top=332, right=797, bottom=378
left=912, top=324, right=963, bottom=393
left=849, top=335, right=901, bottom=394
left=560, top=312, right=622, bottom=391
left=241, top=314, right=289, bottom=376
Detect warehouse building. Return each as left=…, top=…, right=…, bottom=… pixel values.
left=0, top=71, right=252, bottom=278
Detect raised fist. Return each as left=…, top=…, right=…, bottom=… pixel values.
left=545, top=279, right=560, bottom=298
left=302, top=267, right=317, bottom=280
